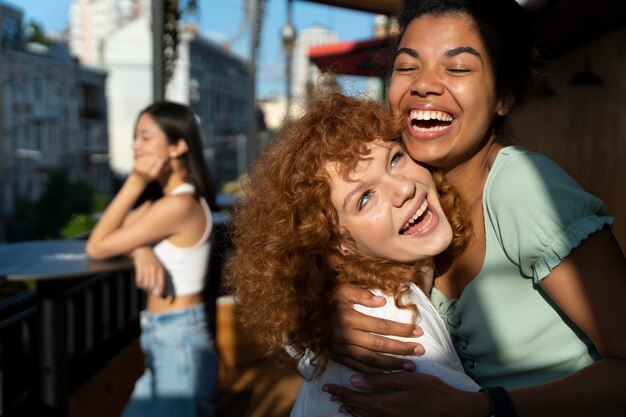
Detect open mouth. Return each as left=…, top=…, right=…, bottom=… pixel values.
left=409, top=110, right=453, bottom=132
left=400, top=198, right=434, bottom=235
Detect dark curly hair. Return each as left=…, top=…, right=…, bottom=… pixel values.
left=224, top=93, right=469, bottom=375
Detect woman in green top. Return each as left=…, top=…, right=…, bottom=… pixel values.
left=323, top=0, right=626, bottom=416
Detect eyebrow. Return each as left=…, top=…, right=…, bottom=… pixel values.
left=394, top=46, right=483, bottom=62
left=394, top=47, right=419, bottom=60
left=445, top=46, right=483, bottom=62
left=341, top=147, right=391, bottom=211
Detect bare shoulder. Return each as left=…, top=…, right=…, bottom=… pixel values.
left=151, top=193, right=200, bottom=219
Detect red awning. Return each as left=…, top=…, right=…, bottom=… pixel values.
left=308, top=36, right=396, bottom=77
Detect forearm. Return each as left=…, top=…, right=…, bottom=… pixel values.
left=87, top=174, right=147, bottom=258
left=510, top=358, right=626, bottom=417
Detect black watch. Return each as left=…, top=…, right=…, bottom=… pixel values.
left=480, top=386, right=517, bottom=417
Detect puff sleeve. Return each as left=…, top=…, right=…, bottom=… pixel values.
left=483, top=147, right=613, bottom=283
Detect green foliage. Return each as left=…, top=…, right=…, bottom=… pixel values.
left=61, top=214, right=97, bottom=239
left=37, top=170, right=95, bottom=239
left=92, top=193, right=110, bottom=213
left=59, top=192, right=109, bottom=239
left=24, top=20, right=53, bottom=46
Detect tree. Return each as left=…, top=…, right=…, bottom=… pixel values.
left=24, top=20, right=53, bottom=46
left=37, top=171, right=95, bottom=239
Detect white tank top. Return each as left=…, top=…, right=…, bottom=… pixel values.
left=152, top=183, right=212, bottom=296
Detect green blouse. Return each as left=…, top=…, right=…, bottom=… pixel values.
left=431, top=146, right=614, bottom=389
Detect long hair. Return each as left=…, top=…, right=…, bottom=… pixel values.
left=224, top=93, right=468, bottom=374
left=135, top=101, right=216, bottom=209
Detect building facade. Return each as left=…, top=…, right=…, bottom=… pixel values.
left=0, top=3, right=110, bottom=240
left=102, top=16, right=250, bottom=186
left=69, top=0, right=151, bottom=66
left=291, top=24, right=338, bottom=101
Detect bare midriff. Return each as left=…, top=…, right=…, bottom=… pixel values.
left=146, top=292, right=204, bottom=313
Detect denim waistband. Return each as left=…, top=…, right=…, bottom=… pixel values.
left=139, top=303, right=206, bottom=328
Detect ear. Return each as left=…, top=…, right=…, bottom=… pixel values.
left=496, top=91, right=516, bottom=116
left=338, top=241, right=354, bottom=256
left=173, top=138, right=189, bottom=156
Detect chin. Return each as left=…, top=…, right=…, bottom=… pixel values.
left=430, top=226, right=454, bottom=256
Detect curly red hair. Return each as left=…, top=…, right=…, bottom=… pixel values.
left=224, top=93, right=469, bottom=374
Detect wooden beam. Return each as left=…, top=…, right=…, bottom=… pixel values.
left=297, top=0, right=404, bottom=15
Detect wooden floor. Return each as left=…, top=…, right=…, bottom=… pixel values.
left=218, top=361, right=303, bottom=417
left=69, top=296, right=303, bottom=417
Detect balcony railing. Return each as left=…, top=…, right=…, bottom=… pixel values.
left=0, top=243, right=141, bottom=417
left=0, top=213, right=231, bottom=417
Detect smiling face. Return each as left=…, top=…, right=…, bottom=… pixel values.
left=132, top=113, right=175, bottom=161
left=327, top=140, right=452, bottom=263
left=387, top=13, right=511, bottom=170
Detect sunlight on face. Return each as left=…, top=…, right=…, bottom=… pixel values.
left=387, top=14, right=511, bottom=169
left=132, top=113, right=172, bottom=161
left=327, top=140, right=452, bottom=263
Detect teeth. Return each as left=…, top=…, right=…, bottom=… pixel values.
left=402, top=199, right=429, bottom=231
left=416, top=211, right=433, bottom=232
left=409, top=110, right=453, bottom=122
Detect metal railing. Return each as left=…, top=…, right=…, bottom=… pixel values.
left=0, top=213, right=231, bottom=417
left=0, top=266, right=142, bottom=417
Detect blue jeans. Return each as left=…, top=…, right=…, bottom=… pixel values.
left=122, top=304, right=217, bottom=417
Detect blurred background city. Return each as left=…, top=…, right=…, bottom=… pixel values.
left=0, top=0, right=387, bottom=243
left=0, top=0, right=624, bottom=416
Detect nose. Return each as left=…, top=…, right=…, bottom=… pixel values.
left=411, top=67, right=444, bottom=97
left=389, top=175, right=416, bottom=208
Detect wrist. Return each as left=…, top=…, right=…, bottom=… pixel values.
left=480, top=386, right=517, bottom=417
left=130, top=167, right=149, bottom=179
left=127, top=170, right=151, bottom=188
left=466, top=390, right=491, bottom=417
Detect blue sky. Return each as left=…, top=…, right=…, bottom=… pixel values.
left=7, top=0, right=376, bottom=97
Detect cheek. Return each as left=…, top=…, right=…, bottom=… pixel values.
left=344, top=215, right=388, bottom=247
left=408, top=165, right=433, bottom=184
left=387, top=78, right=408, bottom=115
left=402, top=138, right=428, bottom=161
left=452, top=78, right=497, bottom=113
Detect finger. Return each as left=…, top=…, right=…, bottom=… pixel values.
left=333, top=347, right=418, bottom=373
left=135, top=270, right=147, bottom=290
left=326, top=383, right=401, bottom=416
left=336, top=307, right=422, bottom=339
left=155, top=268, right=165, bottom=296
left=341, top=405, right=378, bottom=417
left=146, top=273, right=158, bottom=295
left=324, top=384, right=371, bottom=406
left=322, top=384, right=376, bottom=416
left=349, top=372, right=417, bottom=392
left=333, top=325, right=423, bottom=356
left=334, top=284, right=387, bottom=308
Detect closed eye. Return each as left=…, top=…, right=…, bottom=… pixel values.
left=394, top=66, right=417, bottom=73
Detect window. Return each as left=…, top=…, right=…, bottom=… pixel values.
left=2, top=16, right=20, bottom=50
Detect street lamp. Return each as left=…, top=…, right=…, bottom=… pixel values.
left=281, top=0, right=296, bottom=120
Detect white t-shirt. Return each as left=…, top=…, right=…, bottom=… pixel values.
left=291, top=282, right=480, bottom=417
